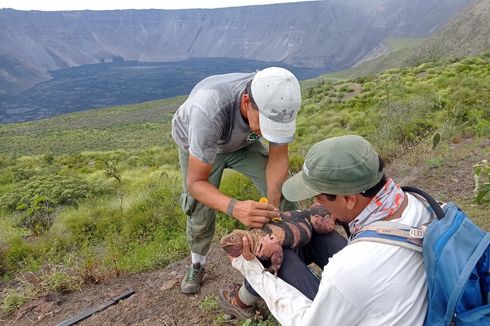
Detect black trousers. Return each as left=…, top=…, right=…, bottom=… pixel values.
left=244, top=231, right=347, bottom=300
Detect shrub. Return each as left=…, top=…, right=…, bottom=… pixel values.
left=1, top=289, right=31, bottom=316
left=19, top=195, right=55, bottom=236
left=370, top=98, right=439, bottom=159
left=0, top=175, right=95, bottom=212
left=40, top=269, right=79, bottom=294
left=63, top=204, right=115, bottom=243
left=3, top=237, right=40, bottom=272
left=474, top=160, right=490, bottom=203
left=0, top=174, right=103, bottom=235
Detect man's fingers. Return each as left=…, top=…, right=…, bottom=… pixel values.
left=257, top=202, right=279, bottom=211
left=248, top=215, right=273, bottom=228
left=253, top=206, right=280, bottom=218
left=248, top=220, right=268, bottom=228
left=242, top=236, right=255, bottom=261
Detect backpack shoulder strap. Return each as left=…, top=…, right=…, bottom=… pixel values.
left=350, top=221, right=424, bottom=252
left=349, top=186, right=441, bottom=252
left=401, top=186, right=445, bottom=219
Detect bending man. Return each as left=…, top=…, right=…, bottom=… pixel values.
left=171, top=67, right=301, bottom=316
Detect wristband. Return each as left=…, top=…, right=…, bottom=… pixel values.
left=227, top=199, right=237, bottom=216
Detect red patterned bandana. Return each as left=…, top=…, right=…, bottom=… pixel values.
left=349, top=178, right=405, bottom=235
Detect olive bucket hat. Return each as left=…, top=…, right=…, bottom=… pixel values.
left=282, top=135, right=383, bottom=201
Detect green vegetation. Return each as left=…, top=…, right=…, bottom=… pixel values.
left=199, top=294, right=220, bottom=312
left=1, top=53, right=489, bottom=321
left=474, top=160, right=490, bottom=203
left=0, top=97, right=185, bottom=156
left=295, top=53, right=490, bottom=160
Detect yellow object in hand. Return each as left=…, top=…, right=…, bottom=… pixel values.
left=260, top=197, right=282, bottom=222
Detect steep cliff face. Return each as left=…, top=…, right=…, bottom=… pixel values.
left=0, top=0, right=474, bottom=96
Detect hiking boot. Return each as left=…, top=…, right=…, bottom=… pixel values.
left=180, top=263, right=205, bottom=294
left=218, top=282, right=255, bottom=320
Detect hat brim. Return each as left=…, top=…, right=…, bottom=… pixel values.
left=259, top=112, right=295, bottom=144
left=282, top=171, right=321, bottom=202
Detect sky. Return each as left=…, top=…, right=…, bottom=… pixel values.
left=0, top=0, right=317, bottom=11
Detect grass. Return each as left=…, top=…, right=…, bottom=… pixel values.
left=199, top=295, right=221, bottom=312
left=0, top=97, right=185, bottom=156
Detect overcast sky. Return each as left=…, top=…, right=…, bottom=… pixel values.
left=0, top=0, right=317, bottom=11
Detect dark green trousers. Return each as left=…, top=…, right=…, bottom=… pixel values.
left=178, top=142, right=296, bottom=256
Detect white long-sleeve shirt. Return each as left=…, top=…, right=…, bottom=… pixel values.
left=232, top=193, right=434, bottom=326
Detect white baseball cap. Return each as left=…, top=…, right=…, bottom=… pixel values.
left=251, top=67, right=301, bottom=143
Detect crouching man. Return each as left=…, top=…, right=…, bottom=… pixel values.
left=228, top=135, right=435, bottom=325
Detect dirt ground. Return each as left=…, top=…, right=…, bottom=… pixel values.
left=3, top=246, right=243, bottom=326
left=1, top=136, right=489, bottom=326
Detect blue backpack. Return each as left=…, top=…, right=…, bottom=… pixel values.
left=350, top=186, right=490, bottom=326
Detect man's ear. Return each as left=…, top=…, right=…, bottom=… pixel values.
left=242, top=93, right=251, bottom=106
left=343, top=195, right=357, bottom=210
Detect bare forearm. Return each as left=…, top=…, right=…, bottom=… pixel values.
left=189, top=180, right=230, bottom=213
left=266, top=144, right=289, bottom=208
left=266, top=163, right=288, bottom=207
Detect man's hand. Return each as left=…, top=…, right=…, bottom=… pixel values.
left=241, top=236, right=256, bottom=261
left=232, top=200, right=280, bottom=228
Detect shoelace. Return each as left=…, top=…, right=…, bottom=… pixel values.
left=185, top=266, right=201, bottom=282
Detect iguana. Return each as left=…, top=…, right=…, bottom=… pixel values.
left=220, top=205, right=336, bottom=275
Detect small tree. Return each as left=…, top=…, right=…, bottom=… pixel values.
left=104, top=160, right=124, bottom=212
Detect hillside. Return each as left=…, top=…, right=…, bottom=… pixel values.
left=310, top=0, right=490, bottom=82
left=1, top=134, right=488, bottom=326
left=407, top=0, right=490, bottom=64
left=0, top=54, right=489, bottom=325
left=304, top=37, right=426, bottom=83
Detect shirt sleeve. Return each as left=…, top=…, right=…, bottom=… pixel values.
left=232, top=256, right=363, bottom=326
left=187, top=104, right=222, bottom=164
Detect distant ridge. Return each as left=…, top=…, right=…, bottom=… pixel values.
left=314, top=0, right=489, bottom=81
left=0, top=0, right=473, bottom=96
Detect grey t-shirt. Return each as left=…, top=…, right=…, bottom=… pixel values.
left=172, top=72, right=261, bottom=164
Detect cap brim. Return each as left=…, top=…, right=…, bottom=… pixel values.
left=282, top=171, right=321, bottom=202
left=259, top=113, right=295, bottom=143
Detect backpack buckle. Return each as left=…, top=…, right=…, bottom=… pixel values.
left=409, top=228, right=424, bottom=239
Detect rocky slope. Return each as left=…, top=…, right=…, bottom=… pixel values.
left=407, top=0, right=490, bottom=64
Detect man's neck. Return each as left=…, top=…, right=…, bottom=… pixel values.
left=239, top=93, right=249, bottom=123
